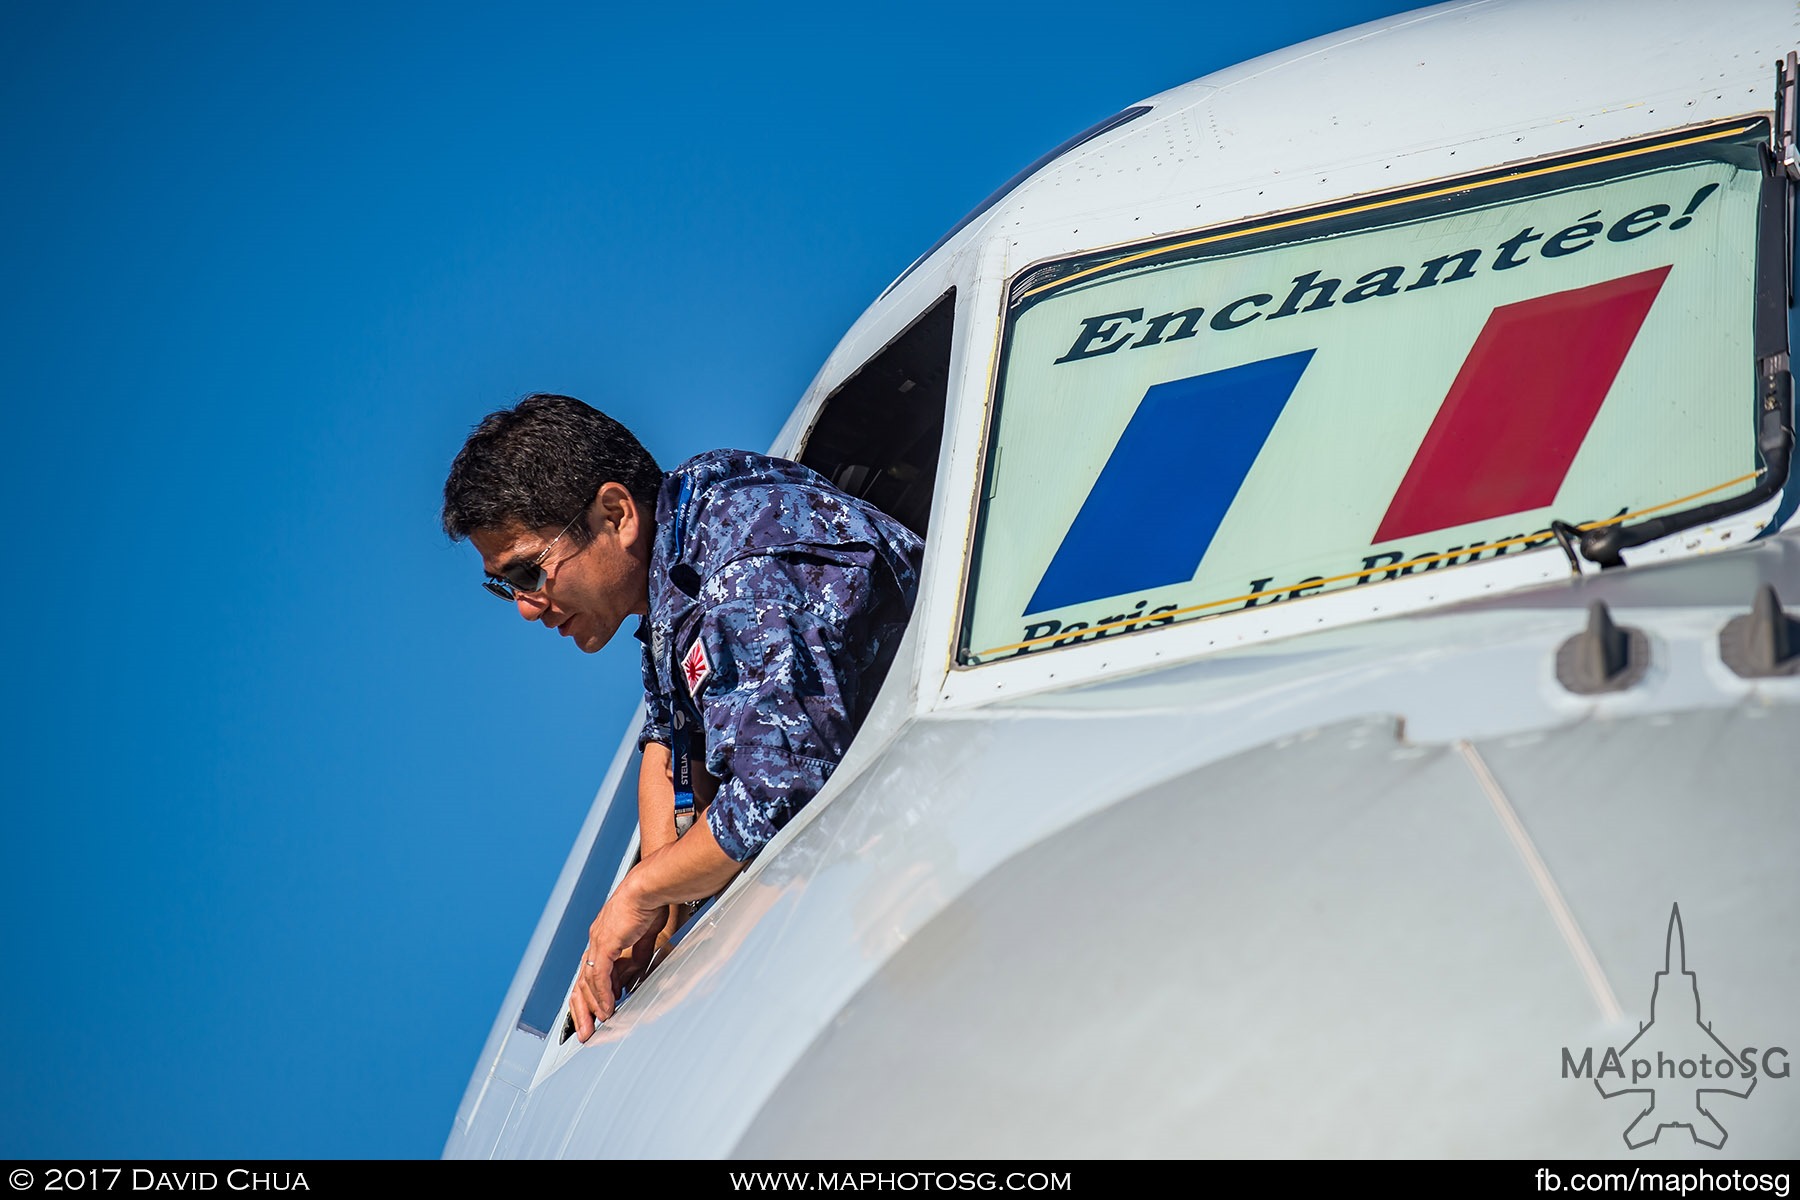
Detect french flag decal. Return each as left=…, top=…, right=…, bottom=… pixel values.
left=1022, top=265, right=1671, bottom=619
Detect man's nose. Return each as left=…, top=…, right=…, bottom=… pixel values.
left=515, top=592, right=550, bottom=622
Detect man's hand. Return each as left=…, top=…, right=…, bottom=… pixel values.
left=567, top=816, right=744, bottom=1043
left=570, top=877, right=667, bottom=1043
left=610, top=906, right=679, bottom=998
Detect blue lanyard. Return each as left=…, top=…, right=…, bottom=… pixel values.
left=668, top=474, right=697, bottom=835
left=671, top=709, right=696, bottom=835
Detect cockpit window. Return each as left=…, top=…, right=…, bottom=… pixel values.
left=959, top=120, right=1787, bottom=664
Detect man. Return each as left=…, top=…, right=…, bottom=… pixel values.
left=442, top=393, right=924, bottom=1041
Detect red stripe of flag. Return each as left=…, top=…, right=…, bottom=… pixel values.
left=1372, top=265, right=1670, bottom=543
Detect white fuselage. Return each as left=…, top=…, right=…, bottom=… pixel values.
left=447, top=0, right=1800, bottom=1158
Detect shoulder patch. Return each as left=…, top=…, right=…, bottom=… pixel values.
left=681, top=635, right=712, bottom=694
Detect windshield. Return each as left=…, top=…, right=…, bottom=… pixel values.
left=960, top=120, right=1778, bottom=664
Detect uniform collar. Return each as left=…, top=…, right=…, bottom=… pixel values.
left=651, top=449, right=775, bottom=602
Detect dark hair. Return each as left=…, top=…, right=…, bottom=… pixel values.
left=441, top=393, right=663, bottom=541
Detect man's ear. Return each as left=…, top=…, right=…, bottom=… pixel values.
left=595, top=481, right=641, bottom=543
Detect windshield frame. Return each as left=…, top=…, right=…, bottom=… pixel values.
left=953, top=116, right=1795, bottom=670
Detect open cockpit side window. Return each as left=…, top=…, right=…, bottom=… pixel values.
left=798, top=289, right=955, bottom=539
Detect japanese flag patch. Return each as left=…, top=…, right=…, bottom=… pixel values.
left=681, top=635, right=712, bottom=694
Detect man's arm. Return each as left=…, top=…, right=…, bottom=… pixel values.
left=691, top=573, right=876, bottom=862
left=607, top=741, right=724, bottom=998
left=569, top=554, right=895, bottom=1040
left=638, top=740, right=678, bottom=851
left=569, top=812, right=743, bottom=1041
left=601, top=742, right=681, bottom=999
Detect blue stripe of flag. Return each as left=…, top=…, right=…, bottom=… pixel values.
left=1024, top=349, right=1315, bottom=616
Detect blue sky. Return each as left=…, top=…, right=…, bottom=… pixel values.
left=1, top=1, right=1425, bottom=1158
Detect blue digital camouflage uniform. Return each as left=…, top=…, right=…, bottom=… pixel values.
left=634, top=449, right=924, bottom=862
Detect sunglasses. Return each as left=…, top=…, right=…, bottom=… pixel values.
left=483, top=510, right=585, bottom=601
